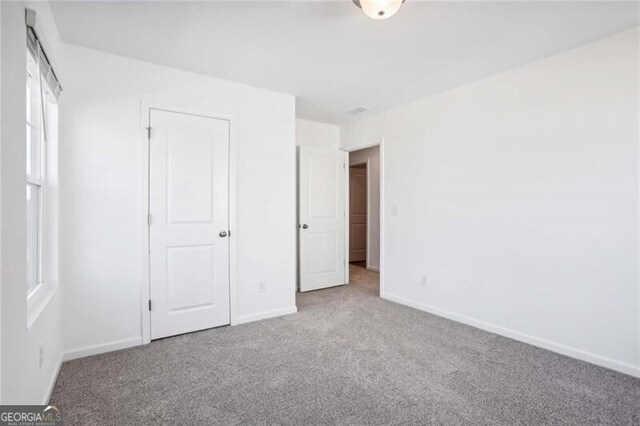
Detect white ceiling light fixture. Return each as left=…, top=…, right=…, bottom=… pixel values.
left=348, top=106, right=371, bottom=115
left=353, top=0, right=406, bottom=20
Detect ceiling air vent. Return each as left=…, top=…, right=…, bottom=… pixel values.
left=348, top=106, right=371, bottom=116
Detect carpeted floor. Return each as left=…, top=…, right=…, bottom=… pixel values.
left=51, top=264, right=640, bottom=425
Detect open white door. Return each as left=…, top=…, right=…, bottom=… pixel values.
left=299, top=146, right=346, bottom=292
left=149, top=109, right=230, bottom=340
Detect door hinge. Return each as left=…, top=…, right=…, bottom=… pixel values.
left=147, top=214, right=152, bottom=226
left=146, top=126, right=151, bottom=139
left=148, top=300, right=152, bottom=311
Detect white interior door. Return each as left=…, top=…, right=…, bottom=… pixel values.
left=299, top=146, right=346, bottom=292
left=349, top=165, right=367, bottom=262
left=149, top=109, right=230, bottom=340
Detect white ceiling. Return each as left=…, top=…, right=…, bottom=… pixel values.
left=50, top=1, right=639, bottom=124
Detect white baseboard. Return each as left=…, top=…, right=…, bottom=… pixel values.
left=62, top=307, right=298, bottom=361
left=381, top=292, right=640, bottom=379
left=366, top=265, right=379, bottom=272
left=43, top=351, right=63, bottom=405
left=235, top=306, right=297, bottom=325
left=48, top=308, right=295, bottom=399
left=63, top=337, right=142, bottom=362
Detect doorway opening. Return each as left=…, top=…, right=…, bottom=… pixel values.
left=348, top=145, right=380, bottom=296
left=296, top=142, right=383, bottom=297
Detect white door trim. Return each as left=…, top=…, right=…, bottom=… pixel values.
left=344, top=138, right=384, bottom=295
left=343, top=149, right=349, bottom=285
left=139, top=102, right=238, bottom=345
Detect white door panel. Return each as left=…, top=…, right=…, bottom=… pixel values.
left=299, top=146, right=346, bottom=292
left=149, top=109, right=230, bottom=340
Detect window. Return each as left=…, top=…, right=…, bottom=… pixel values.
left=26, top=50, right=44, bottom=295
left=25, top=15, right=62, bottom=325
left=26, top=44, right=59, bottom=297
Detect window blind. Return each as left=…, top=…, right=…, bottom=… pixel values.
left=26, top=10, right=62, bottom=99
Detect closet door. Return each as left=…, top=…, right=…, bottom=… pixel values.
left=149, top=109, right=230, bottom=339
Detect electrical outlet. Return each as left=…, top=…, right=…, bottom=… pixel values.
left=39, top=341, right=45, bottom=370
left=420, top=276, right=428, bottom=287
left=258, top=281, right=266, bottom=293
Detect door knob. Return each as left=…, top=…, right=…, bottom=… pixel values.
left=301, top=224, right=309, bottom=229
left=219, top=230, right=228, bottom=238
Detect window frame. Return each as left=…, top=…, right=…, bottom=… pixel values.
left=26, top=51, right=45, bottom=297
left=26, top=46, right=61, bottom=330
left=25, top=21, right=62, bottom=328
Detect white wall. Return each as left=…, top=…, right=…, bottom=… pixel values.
left=296, top=118, right=340, bottom=149
left=60, top=45, right=296, bottom=358
left=343, top=28, right=640, bottom=377
left=349, top=146, right=380, bottom=270
left=1, top=1, right=64, bottom=404
left=0, top=0, right=4, bottom=403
